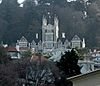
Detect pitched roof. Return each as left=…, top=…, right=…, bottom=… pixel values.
left=31, top=40, right=36, bottom=44
left=19, top=36, right=28, bottom=42
left=64, top=39, right=69, bottom=43
left=19, top=47, right=29, bottom=51
left=30, top=55, right=48, bottom=62
left=67, top=69, right=100, bottom=80
left=5, top=46, right=17, bottom=52
left=71, top=35, right=81, bottom=41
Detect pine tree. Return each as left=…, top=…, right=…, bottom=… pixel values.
left=0, top=46, right=11, bottom=64
left=57, top=49, right=81, bottom=78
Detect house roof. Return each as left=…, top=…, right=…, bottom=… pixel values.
left=71, top=35, right=81, bottom=41
left=5, top=46, right=17, bottom=52
left=30, top=55, right=48, bottom=62
left=31, top=40, right=36, bottom=44
left=67, top=69, right=100, bottom=81
left=19, top=47, right=29, bottom=51
left=19, top=36, right=28, bottom=42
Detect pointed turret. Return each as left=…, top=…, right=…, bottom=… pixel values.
left=62, top=33, right=65, bottom=38
left=82, top=38, right=86, bottom=48
left=54, top=15, right=59, bottom=40
left=42, top=15, right=47, bottom=26
left=54, top=15, right=58, bottom=26
left=36, top=33, right=38, bottom=39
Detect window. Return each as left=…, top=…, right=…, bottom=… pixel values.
left=46, top=43, right=53, bottom=49
left=46, top=34, right=53, bottom=41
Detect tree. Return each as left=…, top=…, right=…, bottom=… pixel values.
left=0, top=57, right=30, bottom=86
left=57, top=49, right=81, bottom=78
left=21, top=50, right=32, bottom=58
left=0, top=0, right=25, bottom=44
left=0, top=46, right=11, bottom=64
left=0, top=0, right=100, bottom=48
left=25, top=54, right=73, bottom=86
left=25, top=55, right=59, bottom=86
left=76, top=48, right=90, bottom=60
left=0, top=52, right=73, bottom=86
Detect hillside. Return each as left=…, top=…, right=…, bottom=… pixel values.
left=0, top=0, right=100, bottom=48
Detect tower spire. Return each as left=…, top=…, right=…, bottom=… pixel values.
left=54, top=15, right=59, bottom=40
left=42, top=15, right=47, bottom=26
left=82, top=38, right=86, bottom=48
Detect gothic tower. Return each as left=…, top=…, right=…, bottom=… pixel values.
left=42, top=15, right=47, bottom=44
left=42, top=15, right=47, bottom=26
left=42, top=15, right=59, bottom=52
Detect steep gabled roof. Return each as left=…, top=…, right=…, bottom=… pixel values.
left=58, top=39, right=62, bottom=43
left=64, top=39, right=69, bottom=43
left=71, top=35, right=81, bottom=41
left=31, top=40, right=36, bottom=44
left=19, top=36, right=28, bottom=42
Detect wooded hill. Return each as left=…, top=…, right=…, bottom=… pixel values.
left=0, top=0, right=100, bottom=48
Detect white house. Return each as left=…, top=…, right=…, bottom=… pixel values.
left=68, top=69, right=100, bottom=86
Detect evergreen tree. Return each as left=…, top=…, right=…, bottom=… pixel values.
left=57, top=49, right=81, bottom=78
left=0, top=0, right=100, bottom=47
left=0, top=46, right=11, bottom=64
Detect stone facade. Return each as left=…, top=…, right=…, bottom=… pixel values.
left=16, top=36, right=28, bottom=48
left=71, top=35, right=81, bottom=49
left=42, top=16, right=59, bottom=52
left=16, top=16, right=85, bottom=53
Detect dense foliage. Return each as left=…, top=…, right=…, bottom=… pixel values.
left=57, top=49, right=81, bottom=78
left=0, top=47, right=74, bottom=86
left=0, top=46, right=11, bottom=64
left=0, top=0, right=100, bottom=48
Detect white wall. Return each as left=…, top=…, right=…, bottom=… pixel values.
left=68, top=70, right=100, bottom=86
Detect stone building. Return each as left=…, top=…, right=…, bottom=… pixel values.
left=16, top=16, right=85, bottom=53
left=42, top=15, right=59, bottom=52
left=16, top=36, right=29, bottom=52
left=16, top=36, right=28, bottom=48
left=71, top=35, right=81, bottom=49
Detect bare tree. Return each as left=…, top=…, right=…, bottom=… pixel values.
left=25, top=54, right=59, bottom=86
